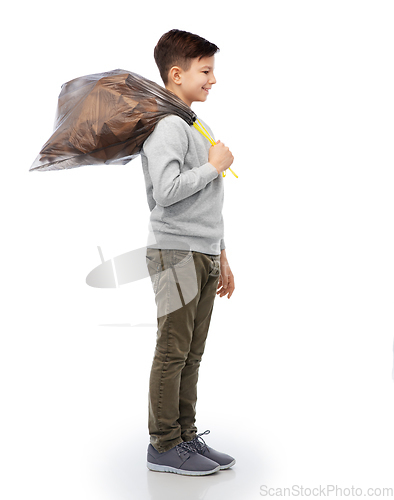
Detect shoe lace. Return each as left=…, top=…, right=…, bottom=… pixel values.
left=175, top=441, right=197, bottom=456
left=189, top=429, right=210, bottom=453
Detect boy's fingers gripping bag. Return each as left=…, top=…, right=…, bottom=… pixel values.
left=29, top=69, right=197, bottom=172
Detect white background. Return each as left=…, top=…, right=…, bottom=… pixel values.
left=1, top=1, right=394, bottom=499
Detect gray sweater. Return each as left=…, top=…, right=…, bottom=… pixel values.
left=141, top=114, right=225, bottom=255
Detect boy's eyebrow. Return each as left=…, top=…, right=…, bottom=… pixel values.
left=200, top=65, right=213, bottom=69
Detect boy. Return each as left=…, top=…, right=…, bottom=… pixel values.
left=141, top=29, right=235, bottom=476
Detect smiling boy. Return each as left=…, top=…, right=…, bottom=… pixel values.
left=142, top=29, right=236, bottom=475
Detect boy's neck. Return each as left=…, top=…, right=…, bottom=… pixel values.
left=165, top=84, right=192, bottom=108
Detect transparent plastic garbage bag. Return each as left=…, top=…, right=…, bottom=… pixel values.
left=29, top=69, right=197, bottom=172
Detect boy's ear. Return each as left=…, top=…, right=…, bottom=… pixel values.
left=168, top=66, right=183, bottom=86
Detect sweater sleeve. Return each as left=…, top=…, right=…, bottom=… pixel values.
left=143, top=116, right=218, bottom=208
left=220, top=214, right=225, bottom=250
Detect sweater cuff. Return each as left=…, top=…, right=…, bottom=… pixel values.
left=199, top=162, right=219, bottom=182
left=220, top=239, right=225, bottom=250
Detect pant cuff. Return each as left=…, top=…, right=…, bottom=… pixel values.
left=151, top=436, right=184, bottom=453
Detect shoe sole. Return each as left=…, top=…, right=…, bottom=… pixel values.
left=147, top=461, right=220, bottom=476
left=219, top=458, right=236, bottom=470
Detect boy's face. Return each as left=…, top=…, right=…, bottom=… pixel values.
left=167, top=55, right=217, bottom=107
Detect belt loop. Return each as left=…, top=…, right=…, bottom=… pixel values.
left=159, top=249, right=164, bottom=270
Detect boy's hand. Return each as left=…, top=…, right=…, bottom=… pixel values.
left=216, top=249, right=235, bottom=299
left=209, top=140, right=234, bottom=174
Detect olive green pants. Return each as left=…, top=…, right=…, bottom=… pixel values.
left=145, top=247, right=220, bottom=453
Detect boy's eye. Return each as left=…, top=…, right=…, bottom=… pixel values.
left=203, top=71, right=209, bottom=74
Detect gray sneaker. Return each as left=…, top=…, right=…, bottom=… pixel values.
left=187, top=430, right=236, bottom=470
left=147, top=441, right=220, bottom=476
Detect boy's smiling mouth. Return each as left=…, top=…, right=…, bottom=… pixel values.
left=202, top=87, right=210, bottom=94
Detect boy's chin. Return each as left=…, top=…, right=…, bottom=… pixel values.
left=189, top=93, right=208, bottom=106
left=195, top=95, right=208, bottom=104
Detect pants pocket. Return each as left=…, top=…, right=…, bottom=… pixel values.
left=146, top=249, right=162, bottom=295
left=209, top=256, right=221, bottom=277
left=171, top=249, right=193, bottom=267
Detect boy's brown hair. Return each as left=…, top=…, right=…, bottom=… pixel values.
left=154, top=29, right=220, bottom=86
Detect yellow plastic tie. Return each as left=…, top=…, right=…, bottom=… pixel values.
left=193, top=119, right=238, bottom=179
